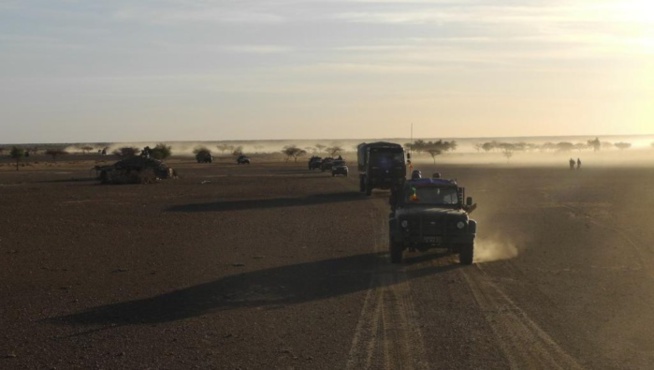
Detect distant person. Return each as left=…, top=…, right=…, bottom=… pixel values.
left=411, top=170, right=422, bottom=180
left=577, top=158, right=582, bottom=169
left=569, top=158, right=575, bottom=170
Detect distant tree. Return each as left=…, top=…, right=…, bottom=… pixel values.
left=326, top=146, right=343, bottom=157
left=481, top=142, right=496, bottom=152
left=80, top=145, right=94, bottom=154
left=282, top=145, right=307, bottom=162
left=412, top=139, right=427, bottom=154
left=315, top=144, right=327, bottom=154
left=473, top=143, right=482, bottom=152
left=113, top=147, right=138, bottom=158
left=573, top=143, right=588, bottom=152
left=0, top=147, right=5, bottom=155
left=232, top=146, right=243, bottom=156
left=421, top=140, right=457, bottom=164
left=587, top=137, right=601, bottom=152
left=502, top=149, right=513, bottom=162
left=216, top=143, right=234, bottom=154
left=614, top=142, right=632, bottom=150
left=540, top=142, right=557, bottom=152
left=45, top=148, right=68, bottom=162
left=425, top=147, right=442, bottom=164
left=555, top=142, right=574, bottom=152
left=150, top=143, right=172, bottom=159
left=10, top=146, right=25, bottom=171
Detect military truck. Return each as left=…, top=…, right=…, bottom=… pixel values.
left=357, top=142, right=407, bottom=196
left=96, top=156, right=176, bottom=184
left=388, top=177, right=477, bottom=264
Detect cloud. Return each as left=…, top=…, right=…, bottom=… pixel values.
left=112, top=4, right=285, bottom=24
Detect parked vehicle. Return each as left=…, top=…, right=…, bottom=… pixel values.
left=236, top=155, right=251, bottom=164
left=308, top=156, right=323, bottom=170
left=331, top=160, right=348, bottom=177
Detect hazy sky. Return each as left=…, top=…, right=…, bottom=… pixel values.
left=1, top=0, right=652, bottom=143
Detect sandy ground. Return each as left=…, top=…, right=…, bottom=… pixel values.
left=1, top=153, right=654, bottom=369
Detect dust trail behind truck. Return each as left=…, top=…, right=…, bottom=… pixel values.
left=357, top=141, right=407, bottom=196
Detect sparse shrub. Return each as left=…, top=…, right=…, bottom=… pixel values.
left=232, top=146, right=243, bottom=156
left=150, top=143, right=172, bottom=159
left=45, top=148, right=68, bottom=162
left=113, top=147, right=139, bottom=158
left=614, top=142, right=631, bottom=150
left=282, top=145, right=307, bottom=162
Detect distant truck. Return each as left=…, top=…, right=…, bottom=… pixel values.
left=357, top=142, right=407, bottom=196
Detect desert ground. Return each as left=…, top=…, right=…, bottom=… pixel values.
left=1, top=151, right=654, bottom=369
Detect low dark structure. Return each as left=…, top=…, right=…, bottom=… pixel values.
left=95, top=157, right=176, bottom=184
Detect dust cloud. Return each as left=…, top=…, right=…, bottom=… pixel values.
left=474, top=235, right=520, bottom=263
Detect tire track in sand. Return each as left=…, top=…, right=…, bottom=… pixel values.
left=345, top=207, right=429, bottom=370
left=461, top=265, right=583, bottom=370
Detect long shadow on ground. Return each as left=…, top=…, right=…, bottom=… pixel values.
left=166, top=191, right=367, bottom=212
left=50, top=252, right=461, bottom=326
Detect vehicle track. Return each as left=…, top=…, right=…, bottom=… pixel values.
left=345, top=205, right=429, bottom=370
left=461, top=264, right=583, bottom=370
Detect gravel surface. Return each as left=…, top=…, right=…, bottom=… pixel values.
left=2, top=156, right=654, bottom=369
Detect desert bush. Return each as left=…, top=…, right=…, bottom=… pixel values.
left=45, top=149, right=68, bottom=162
left=150, top=143, right=172, bottom=159
left=614, top=142, right=631, bottom=150
left=113, top=147, right=139, bottom=158
left=282, top=145, right=307, bottom=162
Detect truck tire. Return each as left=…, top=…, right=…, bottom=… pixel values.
left=359, top=176, right=365, bottom=192
left=390, top=241, right=403, bottom=263
left=459, top=243, right=474, bottom=265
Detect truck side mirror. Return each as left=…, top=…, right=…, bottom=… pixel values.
left=466, top=197, right=473, bottom=206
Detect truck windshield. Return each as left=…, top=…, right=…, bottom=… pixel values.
left=405, top=186, right=459, bottom=205
left=370, top=150, right=404, bottom=168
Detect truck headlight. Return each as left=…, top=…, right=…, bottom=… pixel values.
left=401, top=220, right=409, bottom=228
left=456, top=221, right=466, bottom=229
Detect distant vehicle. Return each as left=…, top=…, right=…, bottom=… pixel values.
left=195, top=150, right=213, bottom=163
left=308, top=156, right=322, bottom=170
left=388, top=177, right=477, bottom=264
left=236, top=155, right=251, bottom=164
left=95, top=156, right=176, bottom=185
left=331, top=160, right=348, bottom=177
left=320, top=157, right=334, bottom=172
left=357, top=142, right=407, bottom=196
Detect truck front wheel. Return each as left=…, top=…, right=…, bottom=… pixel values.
left=459, top=243, right=474, bottom=265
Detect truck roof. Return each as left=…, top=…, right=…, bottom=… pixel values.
left=358, top=141, right=403, bottom=149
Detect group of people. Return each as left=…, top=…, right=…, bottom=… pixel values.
left=569, top=158, right=582, bottom=170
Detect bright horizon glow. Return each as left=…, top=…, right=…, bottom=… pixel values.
left=0, top=0, right=652, bottom=144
